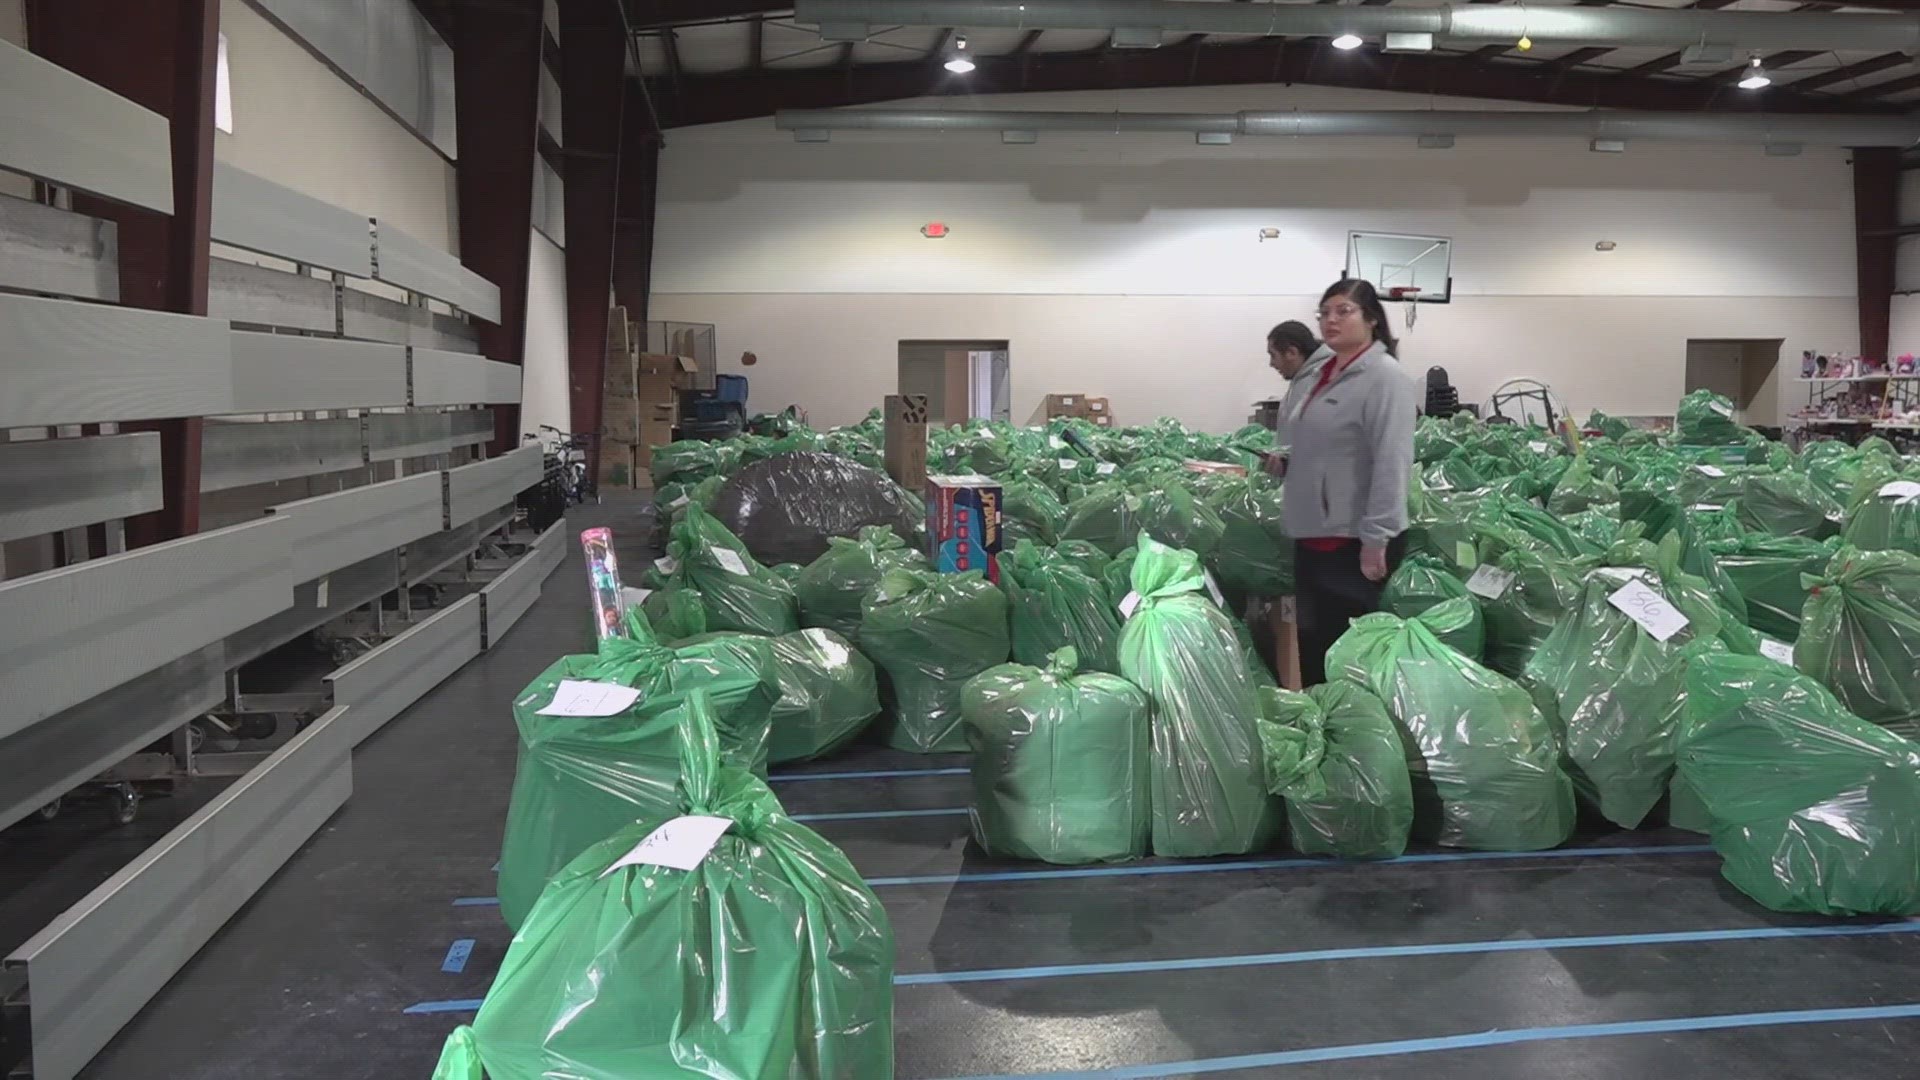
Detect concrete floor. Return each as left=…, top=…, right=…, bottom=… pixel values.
left=43, top=493, right=1920, bottom=1079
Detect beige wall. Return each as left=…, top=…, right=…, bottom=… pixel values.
left=522, top=228, right=569, bottom=438
left=216, top=0, right=456, bottom=251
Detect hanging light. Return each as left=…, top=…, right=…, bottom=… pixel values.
left=1738, top=56, right=1771, bottom=90
left=1331, top=32, right=1363, bottom=50
left=944, top=32, right=975, bottom=73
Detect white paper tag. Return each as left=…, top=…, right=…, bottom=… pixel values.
left=538, top=679, right=643, bottom=717
left=1465, top=564, right=1517, bottom=600
left=1759, top=637, right=1796, bottom=665
left=1057, top=458, right=1078, bottom=470
left=1709, top=401, right=1733, bottom=418
left=599, top=815, right=733, bottom=877
left=1049, top=436, right=1066, bottom=449
left=1204, top=570, right=1227, bottom=608
left=1455, top=541, right=1477, bottom=569
left=1879, top=480, right=1920, bottom=503
left=1119, top=591, right=1143, bottom=619
left=712, top=548, right=750, bottom=576
left=315, top=576, right=329, bottom=608
left=980, top=428, right=997, bottom=440
left=1607, top=579, right=1690, bottom=643
left=670, top=493, right=690, bottom=509
left=1693, top=464, right=1727, bottom=478
left=1096, top=462, right=1118, bottom=476
left=655, top=556, right=678, bottom=575
left=621, top=586, right=653, bottom=609
left=1528, top=441, right=1551, bottom=454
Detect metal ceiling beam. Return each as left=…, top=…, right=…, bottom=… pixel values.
left=624, top=1, right=790, bottom=30
left=1014, top=28, right=1046, bottom=54
left=751, top=14, right=765, bottom=69
left=1840, top=70, right=1920, bottom=99
left=648, top=38, right=1898, bottom=128
left=1785, top=51, right=1910, bottom=93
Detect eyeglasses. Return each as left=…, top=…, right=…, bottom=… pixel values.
left=1316, top=303, right=1361, bottom=322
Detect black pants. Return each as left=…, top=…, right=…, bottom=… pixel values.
left=1294, top=534, right=1408, bottom=687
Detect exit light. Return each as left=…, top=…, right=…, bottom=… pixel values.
left=921, top=222, right=949, bottom=238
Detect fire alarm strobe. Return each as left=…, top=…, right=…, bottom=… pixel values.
left=921, top=222, right=949, bottom=238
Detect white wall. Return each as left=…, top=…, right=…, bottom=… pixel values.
left=651, top=83, right=1862, bottom=432
left=521, top=228, right=570, bottom=437
left=217, top=0, right=457, bottom=250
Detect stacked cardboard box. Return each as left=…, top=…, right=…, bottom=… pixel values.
left=1041, top=393, right=1114, bottom=425
left=634, top=354, right=696, bottom=476
left=600, top=311, right=640, bottom=488
left=884, top=394, right=929, bottom=491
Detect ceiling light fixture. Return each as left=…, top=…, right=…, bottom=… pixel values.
left=944, top=32, right=975, bottom=73
left=1331, top=33, right=1363, bottom=51
left=1738, top=57, right=1771, bottom=90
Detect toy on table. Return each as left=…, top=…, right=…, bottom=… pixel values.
left=579, top=527, right=628, bottom=641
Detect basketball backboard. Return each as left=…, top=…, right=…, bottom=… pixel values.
left=1345, top=231, right=1452, bottom=303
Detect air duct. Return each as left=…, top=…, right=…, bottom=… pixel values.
left=773, top=107, right=1920, bottom=148
left=796, top=0, right=1920, bottom=54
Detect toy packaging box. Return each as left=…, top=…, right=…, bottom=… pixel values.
left=927, top=474, right=1003, bottom=583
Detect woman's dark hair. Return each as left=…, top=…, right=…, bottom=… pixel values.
left=1266, top=319, right=1319, bottom=358
left=1320, top=278, right=1399, bottom=357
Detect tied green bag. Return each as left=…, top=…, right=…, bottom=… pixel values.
left=1059, top=483, right=1144, bottom=557
left=495, top=612, right=781, bottom=930
left=1256, top=683, right=1414, bottom=860
left=1795, top=547, right=1920, bottom=732
left=1706, top=534, right=1834, bottom=642
left=1523, top=544, right=1733, bottom=830
left=1203, top=476, right=1293, bottom=597
left=1329, top=600, right=1576, bottom=852
left=960, top=647, right=1151, bottom=864
left=1381, top=554, right=1484, bottom=659
left=767, top=629, right=881, bottom=764
left=1842, top=477, right=1920, bottom=556
left=860, top=567, right=1010, bottom=753
left=1545, top=454, right=1619, bottom=515
left=665, top=504, right=799, bottom=636
left=1675, top=388, right=1746, bottom=446
left=1002, top=540, right=1124, bottom=675
left=793, top=525, right=924, bottom=642
left=1678, top=654, right=1920, bottom=916
left=435, top=692, right=895, bottom=1079
left=1733, top=471, right=1842, bottom=539
left=1001, top=477, right=1070, bottom=546
left=1117, top=535, right=1278, bottom=857
left=1479, top=549, right=1585, bottom=679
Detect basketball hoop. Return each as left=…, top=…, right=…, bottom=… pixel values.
left=1389, top=286, right=1422, bottom=328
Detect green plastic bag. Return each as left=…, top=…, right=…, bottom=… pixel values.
left=860, top=567, right=1010, bottom=753
left=1523, top=552, right=1731, bottom=829
left=793, top=526, right=923, bottom=642
left=1002, top=477, right=1069, bottom=546
left=496, top=616, right=780, bottom=930
left=960, top=647, right=1151, bottom=864
left=1678, top=654, right=1920, bottom=916
left=1707, top=534, right=1833, bottom=642
left=1204, top=477, right=1292, bottom=596
left=1546, top=454, right=1619, bottom=515
left=1059, top=484, right=1143, bottom=557
left=640, top=585, right=712, bottom=644
left=1002, top=540, right=1124, bottom=675
left=1101, top=544, right=1137, bottom=607
left=648, top=440, right=722, bottom=488
left=1382, top=554, right=1484, bottom=659
left=1329, top=600, right=1576, bottom=851
left=1135, top=484, right=1226, bottom=560
left=665, top=504, right=799, bottom=636
left=1479, top=548, right=1585, bottom=679
left=1117, top=535, right=1278, bottom=857
left=1256, top=682, right=1413, bottom=860
left=1795, top=548, right=1920, bottom=731
left=1842, top=477, right=1920, bottom=556
left=1734, top=471, right=1842, bottom=539
left=1587, top=410, right=1630, bottom=440
left=1675, top=389, right=1746, bottom=446
left=1052, top=538, right=1112, bottom=578
left=438, top=692, right=895, bottom=1079
left=767, top=628, right=881, bottom=764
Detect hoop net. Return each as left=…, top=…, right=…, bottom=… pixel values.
left=1389, top=286, right=1423, bottom=328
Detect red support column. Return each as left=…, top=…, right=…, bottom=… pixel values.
left=1854, top=147, right=1899, bottom=367
left=558, top=0, right=628, bottom=478
left=27, top=0, right=217, bottom=545
left=453, top=0, right=544, bottom=453
left=612, top=104, right=662, bottom=326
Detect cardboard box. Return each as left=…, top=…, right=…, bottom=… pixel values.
left=638, top=354, right=699, bottom=401
left=643, top=401, right=678, bottom=425
left=1086, top=397, right=1109, bottom=415
left=1043, top=393, right=1087, bottom=419
left=884, top=394, right=929, bottom=492
left=1182, top=459, right=1248, bottom=477
left=597, top=441, right=637, bottom=489
left=927, top=474, right=1003, bottom=584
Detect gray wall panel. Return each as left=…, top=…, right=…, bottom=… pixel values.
left=404, top=505, right=510, bottom=583
left=372, top=221, right=501, bottom=323
left=0, top=40, right=172, bottom=213
left=481, top=517, right=566, bottom=648
left=366, top=410, right=491, bottom=462
left=0, top=293, right=233, bottom=429
left=209, top=257, right=336, bottom=334
left=244, top=0, right=455, bottom=156
left=201, top=417, right=367, bottom=493
left=446, top=446, right=543, bottom=529
left=325, top=594, right=480, bottom=747
left=0, top=516, right=293, bottom=739
left=211, top=164, right=373, bottom=277
left=0, top=195, right=119, bottom=301
left=412, top=348, right=522, bottom=406
left=0, top=433, right=162, bottom=543
left=268, top=472, right=443, bottom=582
left=4, top=705, right=352, bottom=1080
left=228, top=331, right=408, bottom=413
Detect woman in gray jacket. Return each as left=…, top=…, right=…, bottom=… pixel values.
left=1282, top=279, right=1418, bottom=685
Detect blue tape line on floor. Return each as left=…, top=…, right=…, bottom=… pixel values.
left=404, top=998, right=485, bottom=1016
left=937, top=1001, right=1920, bottom=1078
left=769, top=766, right=969, bottom=782
left=865, top=842, right=1716, bottom=887
left=441, top=939, right=475, bottom=974
left=451, top=843, right=1716, bottom=906
left=791, top=807, right=969, bottom=823
left=895, top=920, right=1920, bottom=986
